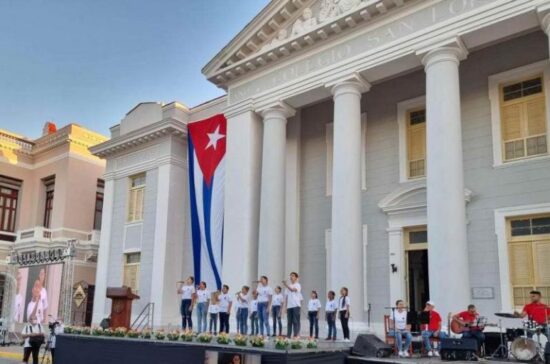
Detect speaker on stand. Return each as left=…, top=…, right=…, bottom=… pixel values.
left=352, top=334, right=393, bottom=358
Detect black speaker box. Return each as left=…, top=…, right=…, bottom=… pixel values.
left=352, top=334, right=393, bottom=358
left=544, top=342, right=549, bottom=364
left=440, top=338, right=478, bottom=361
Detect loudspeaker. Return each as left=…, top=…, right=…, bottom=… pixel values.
left=352, top=334, right=393, bottom=358
left=544, top=342, right=550, bottom=364
left=440, top=338, right=478, bottom=361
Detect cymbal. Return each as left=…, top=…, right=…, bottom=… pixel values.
left=495, top=312, right=519, bottom=318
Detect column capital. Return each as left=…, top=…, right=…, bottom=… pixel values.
left=325, top=72, right=371, bottom=97
left=537, top=4, right=550, bottom=35
left=416, top=37, right=468, bottom=70
left=258, top=101, right=295, bottom=120
left=223, top=99, right=256, bottom=120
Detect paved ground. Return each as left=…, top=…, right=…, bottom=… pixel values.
left=0, top=344, right=52, bottom=364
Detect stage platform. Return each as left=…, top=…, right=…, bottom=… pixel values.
left=347, top=356, right=512, bottom=364
left=56, top=334, right=352, bottom=364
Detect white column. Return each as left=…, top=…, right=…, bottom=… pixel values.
left=422, top=44, right=470, bottom=313
left=328, top=74, right=370, bottom=312
left=91, top=176, right=115, bottom=325
left=285, top=110, right=301, bottom=274
left=257, top=102, right=295, bottom=282
left=388, top=228, right=406, bottom=306
left=222, top=108, right=262, bottom=291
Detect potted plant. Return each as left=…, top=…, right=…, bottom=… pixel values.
left=81, top=327, right=91, bottom=335
left=141, top=329, right=152, bottom=339
left=154, top=330, right=165, bottom=340
left=166, top=330, right=180, bottom=341
left=92, top=327, right=103, bottom=336
left=306, top=338, right=318, bottom=349
left=274, top=337, right=289, bottom=350
left=196, top=332, right=213, bottom=343
left=181, top=330, right=194, bottom=342
left=126, top=330, right=140, bottom=339
left=250, top=335, right=266, bottom=348
left=233, top=334, right=247, bottom=347
left=114, top=327, right=127, bottom=337
left=290, top=338, right=303, bottom=349
left=102, top=328, right=114, bottom=337
left=216, top=332, right=231, bottom=345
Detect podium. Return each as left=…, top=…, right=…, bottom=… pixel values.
left=106, top=286, right=140, bottom=329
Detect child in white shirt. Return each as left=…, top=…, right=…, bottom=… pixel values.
left=307, top=291, right=322, bottom=339
left=208, top=292, right=220, bottom=334
left=271, top=286, right=284, bottom=337
left=249, top=291, right=259, bottom=336
left=325, top=290, right=338, bottom=340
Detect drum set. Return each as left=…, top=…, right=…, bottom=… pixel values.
left=492, top=312, right=548, bottom=362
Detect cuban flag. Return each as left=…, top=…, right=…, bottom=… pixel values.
left=187, top=114, right=226, bottom=290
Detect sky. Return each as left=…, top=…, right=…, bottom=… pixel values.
left=0, top=0, right=269, bottom=139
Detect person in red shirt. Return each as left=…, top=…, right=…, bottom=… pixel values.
left=452, top=304, right=485, bottom=349
left=420, top=301, right=447, bottom=357
left=515, top=290, right=549, bottom=338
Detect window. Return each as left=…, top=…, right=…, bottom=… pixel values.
left=489, top=61, right=550, bottom=166
left=43, top=176, right=55, bottom=229
left=500, top=77, right=547, bottom=161
left=123, top=252, right=141, bottom=293
left=0, top=176, right=21, bottom=242
left=406, top=108, right=426, bottom=178
left=508, top=215, right=550, bottom=307
left=93, top=179, right=104, bottom=230
left=127, top=174, right=145, bottom=223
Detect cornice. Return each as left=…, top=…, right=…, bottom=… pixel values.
left=90, top=118, right=187, bottom=158
left=205, top=0, right=412, bottom=88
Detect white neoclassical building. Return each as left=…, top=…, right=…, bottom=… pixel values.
left=93, top=0, right=550, bottom=334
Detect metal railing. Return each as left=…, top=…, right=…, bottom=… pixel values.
left=131, top=302, right=155, bottom=331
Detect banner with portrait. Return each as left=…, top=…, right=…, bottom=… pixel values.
left=12, top=263, right=63, bottom=324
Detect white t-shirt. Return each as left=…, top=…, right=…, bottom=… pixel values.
left=218, top=293, right=233, bottom=313
left=272, top=293, right=284, bottom=306
left=50, top=323, right=64, bottom=349
left=308, top=298, right=321, bottom=312
left=285, top=282, right=302, bottom=309
left=208, top=304, right=220, bottom=314
left=339, top=296, right=350, bottom=311
left=325, top=299, right=338, bottom=312
left=40, top=287, right=49, bottom=311
left=196, top=289, right=210, bottom=303
left=250, top=300, right=258, bottom=313
left=22, top=323, right=44, bottom=348
left=26, top=300, right=44, bottom=324
left=393, top=310, right=408, bottom=330
left=237, top=292, right=248, bottom=309
left=180, top=285, right=195, bottom=300
left=257, top=285, right=273, bottom=303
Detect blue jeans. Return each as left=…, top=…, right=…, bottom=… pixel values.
left=326, top=312, right=336, bottom=339
left=236, top=308, right=242, bottom=334
left=308, top=311, right=319, bottom=338
left=180, top=299, right=193, bottom=330
left=209, top=313, right=218, bottom=333
left=287, top=307, right=301, bottom=338
left=250, top=311, right=259, bottom=336
left=462, top=330, right=484, bottom=349
left=238, top=307, right=249, bottom=335
left=422, top=330, right=447, bottom=351
left=196, top=302, right=207, bottom=333
left=389, top=329, right=412, bottom=352
left=258, top=302, right=270, bottom=336
left=272, top=306, right=282, bottom=336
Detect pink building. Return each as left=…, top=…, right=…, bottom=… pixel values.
left=0, top=122, right=107, bottom=326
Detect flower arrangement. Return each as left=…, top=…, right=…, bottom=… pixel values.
left=154, top=330, right=165, bottom=340
left=102, top=328, right=114, bottom=337
left=64, top=326, right=74, bottom=334
left=141, top=329, right=152, bottom=339
left=92, top=327, right=103, bottom=336
left=274, top=337, right=290, bottom=350
left=197, top=332, right=213, bottom=343
left=71, top=326, right=83, bottom=335
left=114, top=327, right=127, bottom=337
left=126, top=330, right=140, bottom=338
left=181, top=330, right=194, bottom=342
left=306, top=338, right=318, bottom=349
left=233, top=334, right=247, bottom=346
left=216, top=332, right=231, bottom=345
left=166, top=330, right=181, bottom=341
left=250, top=335, right=266, bottom=348
left=290, top=338, right=303, bottom=349
left=81, top=327, right=91, bottom=335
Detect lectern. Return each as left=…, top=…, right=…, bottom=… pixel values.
left=106, top=286, right=140, bottom=329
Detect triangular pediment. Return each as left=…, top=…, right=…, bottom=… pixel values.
left=203, top=0, right=413, bottom=89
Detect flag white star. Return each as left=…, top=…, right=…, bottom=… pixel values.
left=205, top=125, right=225, bottom=150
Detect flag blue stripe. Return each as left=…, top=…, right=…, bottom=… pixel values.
left=188, top=139, right=202, bottom=283
left=202, top=175, right=222, bottom=290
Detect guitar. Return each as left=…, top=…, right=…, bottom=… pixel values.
left=450, top=316, right=496, bottom=334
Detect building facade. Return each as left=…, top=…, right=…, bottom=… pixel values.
left=90, top=99, right=225, bottom=327
left=92, top=0, right=550, bottom=335
left=202, top=0, right=550, bottom=333
left=0, top=123, right=107, bottom=326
